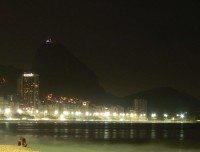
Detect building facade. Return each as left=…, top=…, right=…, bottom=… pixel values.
left=134, top=98, right=147, bottom=116
left=17, top=73, right=39, bottom=108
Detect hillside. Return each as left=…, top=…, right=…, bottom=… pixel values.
left=31, top=40, right=116, bottom=104
left=123, top=87, right=200, bottom=115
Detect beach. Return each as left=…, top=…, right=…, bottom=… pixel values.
left=0, top=145, right=40, bottom=152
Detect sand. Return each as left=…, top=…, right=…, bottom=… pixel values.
left=0, top=145, right=40, bottom=152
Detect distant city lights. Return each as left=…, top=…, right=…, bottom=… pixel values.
left=23, top=73, right=34, bottom=77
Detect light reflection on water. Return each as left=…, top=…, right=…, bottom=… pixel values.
left=0, top=122, right=200, bottom=152
left=163, top=129, right=168, bottom=139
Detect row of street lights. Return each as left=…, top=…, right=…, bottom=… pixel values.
left=151, top=113, right=186, bottom=120
left=0, top=108, right=187, bottom=121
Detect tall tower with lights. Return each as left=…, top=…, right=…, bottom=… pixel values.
left=17, top=73, right=39, bottom=108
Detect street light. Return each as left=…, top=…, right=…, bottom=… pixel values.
left=75, top=111, right=81, bottom=116
left=59, top=114, right=65, bottom=120
left=104, top=112, right=110, bottom=117
left=44, top=110, right=47, bottom=119
left=54, top=110, right=58, bottom=115
left=63, top=111, right=69, bottom=115
left=164, top=113, right=168, bottom=118
left=112, top=112, right=117, bottom=117
left=85, top=112, right=89, bottom=116
left=17, top=109, right=23, bottom=114
left=151, top=113, right=157, bottom=119
left=5, top=108, right=11, bottom=114
left=180, top=114, right=184, bottom=119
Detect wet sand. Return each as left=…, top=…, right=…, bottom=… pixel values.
left=0, top=145, right=40, bottom=152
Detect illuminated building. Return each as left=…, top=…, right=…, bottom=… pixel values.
left=17, top=73, right=39, bottom=108
left=134, top=98, right=147, bottom=116
left=80, top=101, right=90, bottom=112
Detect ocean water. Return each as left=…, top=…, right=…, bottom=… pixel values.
left=0, top=121, right=200, bottom=152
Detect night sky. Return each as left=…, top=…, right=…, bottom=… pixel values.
left=0, top=1, right=200, bottom=98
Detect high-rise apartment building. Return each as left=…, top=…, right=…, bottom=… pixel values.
left=17, top=73, right=39, bottom=108
left=134, top=98, right=147, bottom=116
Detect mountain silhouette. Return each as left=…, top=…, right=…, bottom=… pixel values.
left=32, top=40, right=116, bottom=104
left=1, top=41, right=200, bottom=114
left=0, top=65, right=22, bottom=96
left=123, top=87, right=200, bottom=116
left=0, top=62, right=200, bottom=116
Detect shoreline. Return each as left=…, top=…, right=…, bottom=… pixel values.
left=0, top=119, right=197, bottom=123
left=0, top=145, right=39, bottom=152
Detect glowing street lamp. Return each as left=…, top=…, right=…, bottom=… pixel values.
left=120, top=113, right=125, bottom=117
left=4, top=108, right=11, bottom=119
left=44, top=110, right=48, bottom=119
left=75, top=111, right=81, bottom=116
left=5, top=108, right=11, bottom=114
left=54, top=110, right=59, bottom=115
left=164, top=113, right=168, bottom=118
left=112, top=112, right=117, bottom=117
left=180, top=114, right=184, bottom=119
left=104, top=112, right=110, bottom=117
left=17, top=109, right=23, bottom=114
left=85, top=112, right=89, bottom=116
left=151, top=113, right=157, bottom=119
left=59, top=114, right=65, bottom=121
left=63, top=111, right=69, bottom=115
left=93, top=112, right=99, bottom=116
